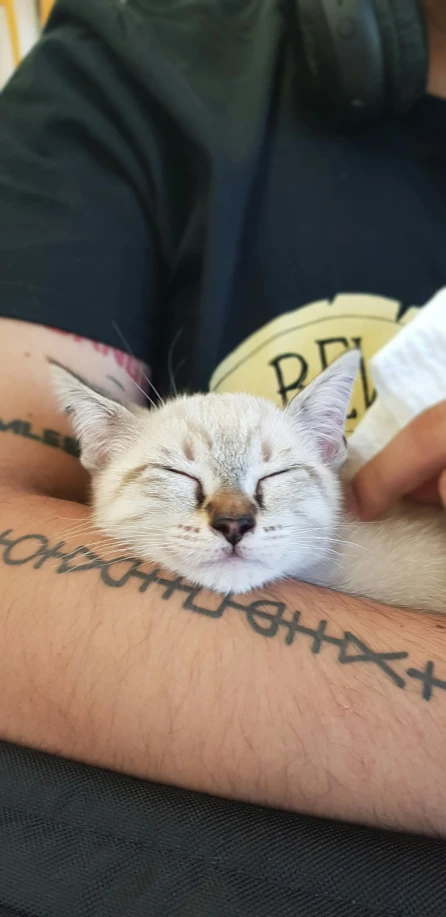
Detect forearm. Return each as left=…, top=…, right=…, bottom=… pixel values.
left=1, top=487, right=445, bottom=836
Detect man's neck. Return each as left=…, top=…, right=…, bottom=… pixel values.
left=424, top=0, right=446, bottom=98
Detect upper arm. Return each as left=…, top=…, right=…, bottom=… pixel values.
left=0, top=318, right=149, bottom=501
left=0, top=12, right=164, bottom=499
left=0, top=6, right=163, bottom=411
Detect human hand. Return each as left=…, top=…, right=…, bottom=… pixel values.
left=346, top=402, right=446, bottom=520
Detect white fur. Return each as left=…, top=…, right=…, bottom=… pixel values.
left=51, top=353, right=446, bottom=613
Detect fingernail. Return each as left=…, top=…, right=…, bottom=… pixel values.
left=344, top=485, right=360, bottom=517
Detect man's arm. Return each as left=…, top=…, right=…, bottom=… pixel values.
left=0, top=321, right=445, bottom=838
left=1, top=488, right=445, bottom=837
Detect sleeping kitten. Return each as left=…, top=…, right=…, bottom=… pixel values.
left=50, top=351, right=446, bottom=613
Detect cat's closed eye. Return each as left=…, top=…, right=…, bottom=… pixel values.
left=255, top=466, right=301, bottom=507
left=150, top=464, right=205, bottom=507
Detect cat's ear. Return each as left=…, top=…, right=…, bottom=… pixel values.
left=49, top=361, right=139, bottom=473
left=288, top=350, right=361, bottom=467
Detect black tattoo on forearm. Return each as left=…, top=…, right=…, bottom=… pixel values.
left=0, top=417, right=80, bottom=457
left=0, top=528, right=444, bottom=703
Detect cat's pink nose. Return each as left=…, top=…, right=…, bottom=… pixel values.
left=211, top=514, right=256, bottom=547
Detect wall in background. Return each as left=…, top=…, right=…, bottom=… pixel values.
left=0, top=1, right=42, bottom=89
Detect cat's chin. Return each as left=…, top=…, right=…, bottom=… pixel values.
left=187, top=556, right=278, bottom=595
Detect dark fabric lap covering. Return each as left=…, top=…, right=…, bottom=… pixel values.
left=0, top=742, right=444, bottom=917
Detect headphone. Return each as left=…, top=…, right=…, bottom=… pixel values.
left=294, top=0, right=429, bottom=124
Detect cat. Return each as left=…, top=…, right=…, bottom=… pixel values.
left=50, top=350, right=446, bottom=613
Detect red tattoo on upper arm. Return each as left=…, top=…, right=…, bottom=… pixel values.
left=50, top=329, right=149, bottom=388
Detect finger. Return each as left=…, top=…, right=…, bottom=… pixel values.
left=351, top=402, right=446, bottom=520
left=407, top=477, right=442, bottom=506
left=439, top=469, right=446, bottom=508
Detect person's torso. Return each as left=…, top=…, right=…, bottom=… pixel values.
left=86, top=0, right=446, bottom=432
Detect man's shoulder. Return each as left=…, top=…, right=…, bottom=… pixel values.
left=47, top=0, right=284, bottom=154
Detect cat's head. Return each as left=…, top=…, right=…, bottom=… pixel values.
left=51, top=351, right=360, bottom=594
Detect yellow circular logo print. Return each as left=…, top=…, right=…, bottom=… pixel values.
left=209, top=294, right=418, bottom=435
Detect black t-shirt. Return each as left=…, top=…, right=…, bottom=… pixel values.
left=1, top=0, right=446, bottom=434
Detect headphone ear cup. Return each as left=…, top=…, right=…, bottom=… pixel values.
left=293, top=0, right=428, bottom=123
left=370, top=0, right=428, bottom=113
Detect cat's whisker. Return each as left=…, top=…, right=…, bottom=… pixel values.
left=56, top=528, right=103, bottom=543
left=53, top=513, right=98, bottom=526
left=333, top=536, right=369, bottom=551
left=74, top=558, right=134, bottom=570
left=54, top=524, right=95, bottom=536
left=285, top=539, right=369, bottom=557
left=79, top=535, right=135, bottom=549
left=80, top=552, right=141, bottom=565
left=137, top=372, right=164, bottom=408
left=70, top=542, right=129, bottom=554
left=69, top=542, right=119, bottom=554
left=55, top=524, right=105, bottom=541
left=52, top=513, right=91, bottom=522
left=131, top=378, right=160, bottom=410
left=167, top=326, right=184, bottom=398
left=93, top=555, right=138, bottom=564
left=287, top=531, right=370, bottom=551
left=55, top=518, right=99, bottom=531
left=271, top=523, right=367, bottom=548
left=297, top=533, right=365, bottom=548
left=112, top=319, right=165, bottom=407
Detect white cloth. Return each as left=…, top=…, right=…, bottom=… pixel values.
left=349, top=287, right=446, bottom=469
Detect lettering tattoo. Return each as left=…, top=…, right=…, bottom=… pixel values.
left=0, top=417, right=80, bottom=457
left=0, top=529, right=444, bottom=704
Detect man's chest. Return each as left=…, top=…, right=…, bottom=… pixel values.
left=159, top=96, right=446, bottom=426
